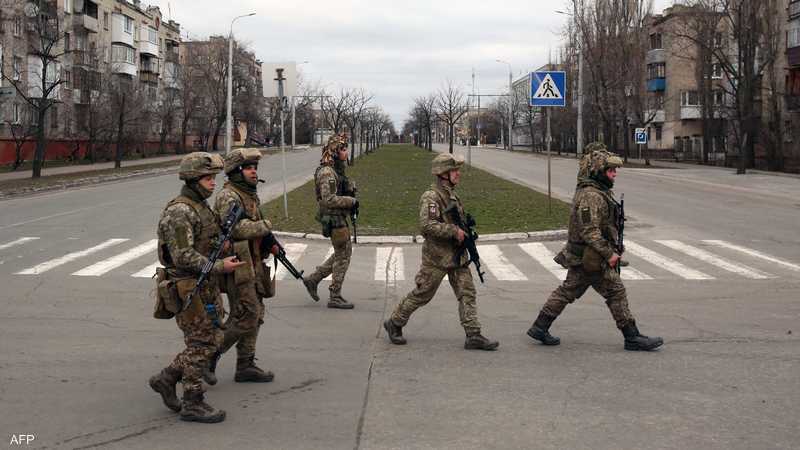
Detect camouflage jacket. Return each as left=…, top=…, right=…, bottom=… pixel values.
left=419, top=179, right=469, bottom=269
left=157, top=186, right=225, bottom=279
left=315, top=164, right=356, bottom=229
left=566, top=179, right=620, bottom=261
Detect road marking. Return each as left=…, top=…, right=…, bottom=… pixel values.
left=16, top=239, right=129, bottom=275
left=323, top=247, right=334, bottom=281
left=0, top=237, right=39, bottom=250
left=132, top=262, right=161, bottom=278
left=72, top=239, right=158, bottom=276
left=619, top=265, right=653, bottom=280
left=518, top=242, right=567, bottom=280
left=276, top=243, right=308, bottom=280
left=703, top=240, right=800, bottom=272
left=375, top=247, right=405, bottom=284
left=477, top=244, right=527, bottom=281
left=625, top=241, right=713, bottom=280
left=655, top=240, right=775, bottom=279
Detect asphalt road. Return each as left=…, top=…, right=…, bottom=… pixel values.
left=1, top=145, right=798, bottom=449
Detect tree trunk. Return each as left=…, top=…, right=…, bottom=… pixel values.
left=448, top=124, right=454, bottom=153
left=32, top=107, right=47, bottom=178
left=115, top=93, right=126, bottom=170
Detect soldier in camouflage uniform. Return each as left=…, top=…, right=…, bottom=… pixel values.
left=526, top=143, right=663, bottom=351
left=148, top=152, right=245, bottom=423
left=384, top=153, right=499, bottom=350
left=302, top=134, right=357, bottom=309
left=203, top=149, right=279, bottom=386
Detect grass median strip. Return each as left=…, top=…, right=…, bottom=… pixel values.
left=261, top=144, right=570, bottom=235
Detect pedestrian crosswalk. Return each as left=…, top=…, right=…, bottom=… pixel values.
left=2, top=235, right=799, bottom=284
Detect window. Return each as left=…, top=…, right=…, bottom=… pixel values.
left=75, top=34, right=87, bottom=51
left=112, top=44, right=135, bottom=64
left=789, top=21, right=800, bottom=49
left=64, top=0, right=72, bottom=13
left=13, top=103, right=21, bottom=124
left=652, top=92, right=665, bottom=109
left=64, top=70, right=71, bottom=89
left=51, top=105, right=58, bottom=129
left=713, top=89, right=725, bottom=106
left=124, top=16, right=134, bottom=34
left=713, top=32, right=724, bottom=48
left=649, top=33, right=662, bottom=50
left=711, top=63, right=722, bottom=79
left=14, top=17, right=22, bottom=36
left=648, top=63, right=666, bottom=79
left=64, top=33, right=70, bottom=52
left=104, top=12, right=109, bottom=30
left=147, top=27, right=158, bottom=44
left=84, top=1, right=98, bottom=19
left=13, top=56, right=22, bottom=81
left=654, top=125, right=662, bottom=141
left=681, top=90, right=700, bottom=106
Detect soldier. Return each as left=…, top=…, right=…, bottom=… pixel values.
left=204, top=148, right=279, bottom=386
left=148, top=152, right=245, bottom=423
left=383, top=153, right=499, bottom=351
left=526, top=143, right=663, bottom=351
left=302, top=134, right=357, bottom=309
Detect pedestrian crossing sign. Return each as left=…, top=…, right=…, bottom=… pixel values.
left=530, top=71, right=566, bottom=107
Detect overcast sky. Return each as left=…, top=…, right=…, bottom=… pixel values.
left=153, top=0, right=674, bottom=129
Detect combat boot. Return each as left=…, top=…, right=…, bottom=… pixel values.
left=234, top=356, right=275, bottom=383
left=621, top=323, right=663, bottom=351
left=303, top=277, right=320, bottom=302
left=148, top=367, right=182, bottom=412
left=202, top=351, right=221, bottom=386
left=464, top=333, right=499, bottom=351
left=327, top=294, right=354, bottom=309
left=383, top=319, right=407, bottom=345
left=526, top=312, right=561, bottom=346
left=179, top=390, right=226, bottom=423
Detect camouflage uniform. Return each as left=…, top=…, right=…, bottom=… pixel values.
left=148, top=152, right=227, bottom=423
left=207, top=148, right=275, bottom=384
left=527, top=144, right=663, bottom=351
left=303, top=135, right=357, bottom=309
left=384, top=154, right=498, bottom=350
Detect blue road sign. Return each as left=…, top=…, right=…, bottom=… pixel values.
left=635, top=127, right=648, bottom=145
left=530, top=71, right=566, bottom=107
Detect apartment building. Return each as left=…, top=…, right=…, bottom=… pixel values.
left=0, top=0, right=182, bottom=164
left=785, top=0, right=800, bottom=170
left=644, top=5, right=730, bottom=163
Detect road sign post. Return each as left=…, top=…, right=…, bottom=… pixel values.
left=530, top=71, right=567, bottom=215
left=635, top=127, right=647, bottom=160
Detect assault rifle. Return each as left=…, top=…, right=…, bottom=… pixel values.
left=182, top=202, right=244, bottom=314
left=341, top=176, right=358, bottom=244
left=444, top=203, right=486, bottom=284
left=615, top=193, right=625, bottom=275
left=351, top=200, right=359, bottom=244
left=261, top=234, right=305, bottom=282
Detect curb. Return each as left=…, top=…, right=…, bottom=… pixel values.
left=273, top=229, right=568, bottom=244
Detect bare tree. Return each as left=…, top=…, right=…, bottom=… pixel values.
left=343, top=88, right=373, bottom=163
left=413, top=95, right=436, bottom=150
left=435, top=80, right=468, bottom=153
left=0, top=0, right=70, bottom=178
left=320, top=89, right=351, bottom=134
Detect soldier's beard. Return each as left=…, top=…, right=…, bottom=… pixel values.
left=593, top=172, right=614, bottom=189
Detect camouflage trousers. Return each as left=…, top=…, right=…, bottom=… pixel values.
left=390, top=263, right=481, bottom=335
left=541, top=266, right=634, bottom=329
left=168, top=291, right=224, bottom=393
left=220, top=278, right=265, bottom=359
left=308, top=226, right=352, bottom=297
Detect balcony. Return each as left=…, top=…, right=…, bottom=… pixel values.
left=787, top=95, right=800, bottom=112
left=112, top=61, right=137, bottom=77
left=790, top=1, right=800, bottom=19
left=680, top=105, right=701, bottom=120
left=111, top=14, right=134, bottom=47
left=78, top=14, right=99, bottom=33
left=645, top=49, right=666, bottom=65
left=139, top=72, right=159, bottom=84
left=140, top=58, right=160, bottom=74
left=647, top=78, right=666, bottom=92
left=645, top=109, right=665, bottom=123
left=164, top=50, right=180, bottom=64
left=71, top=50, right=99, bottom=69
left=139, top=28, right=159, bottom=56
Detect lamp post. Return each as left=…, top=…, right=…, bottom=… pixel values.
left=556, top=9, right=583, bottom=157
left=291, top=60, right=309, bottom=148
left=496, top=59, right=513, bottom=151
left=226, top=12, right=256, bottom=155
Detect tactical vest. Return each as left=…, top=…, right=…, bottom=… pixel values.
left=158, top=195, right=220, bottom=278
left=222, top=183, right=269, bottom=295
left=315, top=165, right=349, bottom=228
left=567, top=185, right=620, bottom=249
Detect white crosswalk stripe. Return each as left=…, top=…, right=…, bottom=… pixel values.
left=625, top=240, right=713, bottom=280
left=16, top=239, right=129, bottom=275
left=703, top=240, right=800, bottom=272
left=276, top=243, right=308, bottom=280
left=132, top=262, right=161, bottom=278
left=655, top=240, right=776, bottom=280
left=0, top=237, right=39, bottom=251
left=374, top=247, right=405, bottom=284
left=478, top=244, right=527, bottom=281
left=518, top=242, right=567, bottom=280
left=72, top=240, right=158, bottom=276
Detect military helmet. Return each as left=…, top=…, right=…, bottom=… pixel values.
left=179, top=152, right=224, bottom=180
left=431, top=153, right=464, bottom=176
left=578, top=143, right=623, bottom=179
left=223, top=148, right=262, bottom=174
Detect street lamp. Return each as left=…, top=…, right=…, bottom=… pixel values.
left=226, top=12, right=256, bottom=155
left=495, top=59, right=513, bottom=151
left=291, top=60, right=309, bottom=148
left=556, top=9, right=584, bottom=157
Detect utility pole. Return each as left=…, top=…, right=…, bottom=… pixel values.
left=226, top=12, right=255, bottom=155
left=275, top=68, right=288, bottom=219
left=468, top=69, right=474, bottom=165
left=508, top=69, right=514, bottom=151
